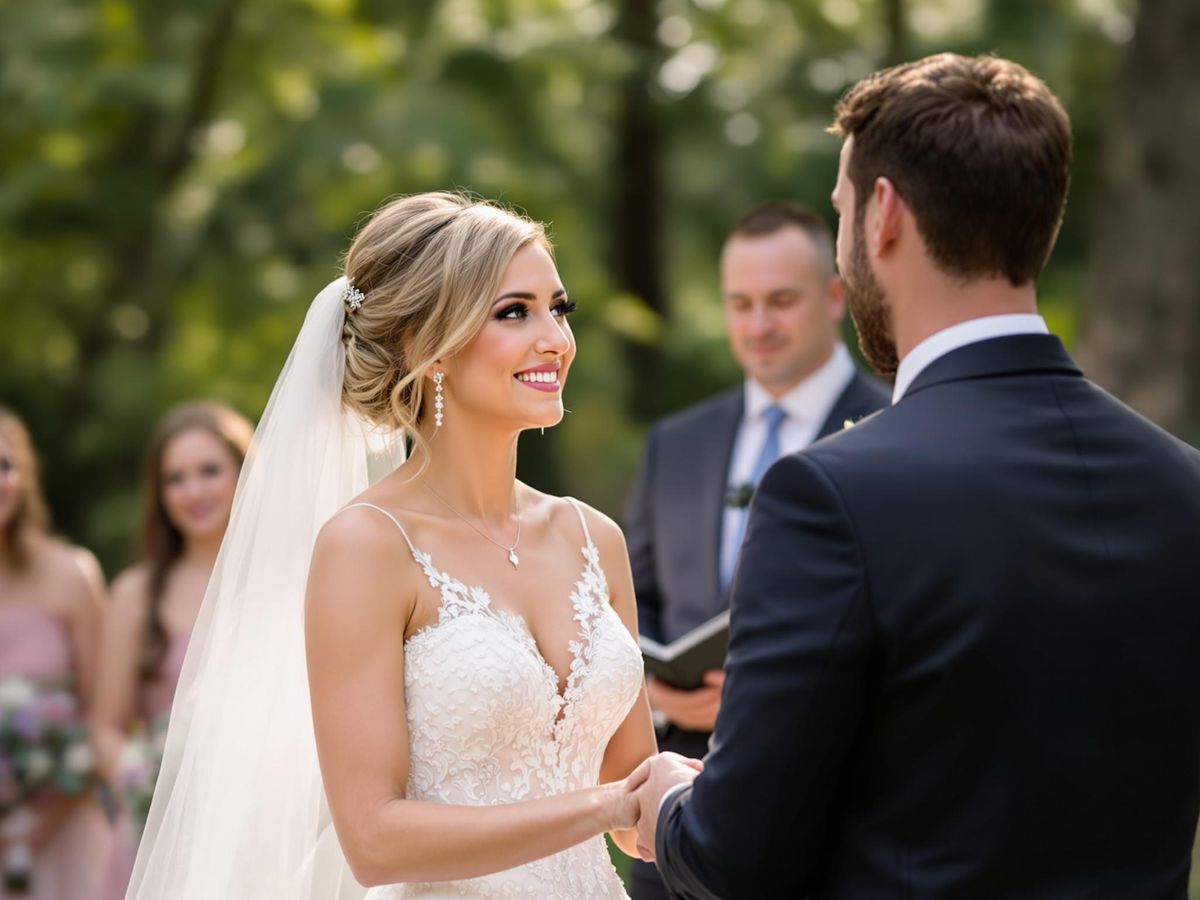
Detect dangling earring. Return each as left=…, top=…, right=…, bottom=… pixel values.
left=434, top=371, right=445, bottom=429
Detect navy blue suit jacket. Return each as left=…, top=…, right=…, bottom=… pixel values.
left=626, top=371, right=889, bottom=759
left=656, top=334, right=1200, bottom=899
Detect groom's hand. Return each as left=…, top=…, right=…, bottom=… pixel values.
left=647, top=670, right=725, bottom=731
left=632, top=752, right=704, bottom=862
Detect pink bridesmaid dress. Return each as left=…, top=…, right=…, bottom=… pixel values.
left=99, top=632, right=188, bottom=900
left=0, top=605, right=112, bottom=900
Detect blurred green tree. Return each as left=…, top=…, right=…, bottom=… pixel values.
left=1077, top=0, right=1200, bottom=446
left=0, top=0, right=1149, bottom=577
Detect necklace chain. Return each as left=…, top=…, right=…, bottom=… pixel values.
left=422, top=480, right=522, bottom=568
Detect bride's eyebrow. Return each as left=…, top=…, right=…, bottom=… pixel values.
left=492, top=289, right=567, bottom=305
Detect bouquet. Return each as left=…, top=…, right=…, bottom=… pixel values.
left=116, top=712, right=170, bottom=837
left=0, top=677, right=93, bottom=894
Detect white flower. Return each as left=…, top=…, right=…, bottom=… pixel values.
left=63, top=743, right=93, bottom=775
left=0, top=679, right=36, bottom=713
left=3, top=840, right=31, bottom=871
left=24, top=749, right=53, bottom=783
left=118, top=739, right=151, bottom=771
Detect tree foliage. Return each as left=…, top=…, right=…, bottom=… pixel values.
left=0, top=0, right=1143, bottom=574
left=1078, top=0, right=1200, bottom=446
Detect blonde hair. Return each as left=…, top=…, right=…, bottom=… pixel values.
left=341, top=192, right=549, bottom=461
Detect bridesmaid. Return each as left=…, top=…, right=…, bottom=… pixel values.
left=0, top=405, right=111, bottom=900
left=91, top=401, right=252, bottom=900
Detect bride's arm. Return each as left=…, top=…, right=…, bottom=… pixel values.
left=305, top=508, right=641, bottom=888
left=582, top=504, right=662, bottom=858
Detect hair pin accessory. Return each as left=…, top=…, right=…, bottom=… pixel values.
left=343, top=281, right=366, bottom=312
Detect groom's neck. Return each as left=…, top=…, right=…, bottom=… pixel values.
left=892, top=272, right=1039, bottom=363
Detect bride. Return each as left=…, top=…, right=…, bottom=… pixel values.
left=127, top=193, right=678, bottom=899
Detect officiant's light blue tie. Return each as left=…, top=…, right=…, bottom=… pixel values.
left=722, top=404, right=786, bottom=591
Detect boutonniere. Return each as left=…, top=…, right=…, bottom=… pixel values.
left=843, top=418, right=857, bottom=430
left=724, top=482, right=755, bottom=509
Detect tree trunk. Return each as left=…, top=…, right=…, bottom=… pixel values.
left=1076, top=0, right=1200, bottom=443
left=612, top=0, right=666, bottom=420
left=883, top=0, right=907, bottom=66
left=54, top=0, right=245, bottom=546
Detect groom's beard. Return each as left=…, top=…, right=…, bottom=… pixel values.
left=844, top=223, right=900, bottom=378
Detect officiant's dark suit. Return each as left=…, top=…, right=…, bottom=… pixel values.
left=627, top=371, right=886, bottom=751
left=625, top=202, right=888, bottom=900
left=651, top=53, right=1200, bottom=900
left=625, top=202, right=887, bottom=764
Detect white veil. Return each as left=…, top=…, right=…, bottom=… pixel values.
left=127, top=277, right=407, bottom=899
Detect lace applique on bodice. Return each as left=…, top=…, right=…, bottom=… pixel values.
left=350, top=500, right=643, bottom=899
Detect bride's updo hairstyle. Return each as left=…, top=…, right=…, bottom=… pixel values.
left=341, top=192, right=549, bottom=460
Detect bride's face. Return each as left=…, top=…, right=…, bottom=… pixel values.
left=443, top=241, right=576, bottom=432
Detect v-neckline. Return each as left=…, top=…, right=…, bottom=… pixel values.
left=405, top=542, right=603, bottom=716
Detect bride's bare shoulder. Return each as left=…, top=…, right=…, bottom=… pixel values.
left=525, top=488, right=628, bottom=564
left=309, top=501, right=423, bottom=609
left=318, top=502, right=404, bottom=545
left=320, top=465, right=429, bottom=548
left=531, top=493, right=636, bottom=619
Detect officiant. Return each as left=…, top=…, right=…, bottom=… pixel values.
left=623, top=200, right=888, bottom=899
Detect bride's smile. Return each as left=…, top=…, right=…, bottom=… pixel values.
left=514, top=363, right=562, bottom=391
left=439, top=240, right=576, bottom=434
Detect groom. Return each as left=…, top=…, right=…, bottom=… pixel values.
left=632, top=53, right=1200, bottom=898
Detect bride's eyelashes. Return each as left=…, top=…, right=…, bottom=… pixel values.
left=495, top=299, right=578, bottom=321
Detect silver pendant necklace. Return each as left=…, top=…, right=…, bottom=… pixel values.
left=422, top=480, right=522, bottom=568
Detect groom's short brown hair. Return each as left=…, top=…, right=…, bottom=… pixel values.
left=831, top=53, right=1072, bottom=287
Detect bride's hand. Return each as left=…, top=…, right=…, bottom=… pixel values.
left=629, top=753, right=705, bottom=861
left=602, top=759, right=653, bottom=831
left=604, top=754, right=703, bottom=832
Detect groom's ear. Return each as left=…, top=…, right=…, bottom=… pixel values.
left=871, top=176, right=904, bottom=258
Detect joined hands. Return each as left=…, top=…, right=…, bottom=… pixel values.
left=609, top=752, right=705, bottom=862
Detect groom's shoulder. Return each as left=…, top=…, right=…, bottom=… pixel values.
left=809, top=400, right=902, bottom=456
left=790, top=401, right=920, bottom=486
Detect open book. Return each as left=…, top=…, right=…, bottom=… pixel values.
left=639, top=610, right=731, bottom=690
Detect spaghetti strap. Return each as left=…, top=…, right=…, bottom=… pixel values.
left=565, top=497, right=594, bottom=548
left=341, top=502, right=418, bottom=555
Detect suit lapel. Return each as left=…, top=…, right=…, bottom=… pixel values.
left=694, top=372, right=883, bottom=612
left=697, top=390, right=743, bottom=610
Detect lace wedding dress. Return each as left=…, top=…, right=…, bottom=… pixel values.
left=348, top=499, right=644, bottom=899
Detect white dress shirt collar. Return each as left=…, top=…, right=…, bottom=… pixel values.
left=892, top=314, right=1049, bottom=404
left=721, top=344, right=857, bottom=589
left=744, top=342, right=856, bottom=425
